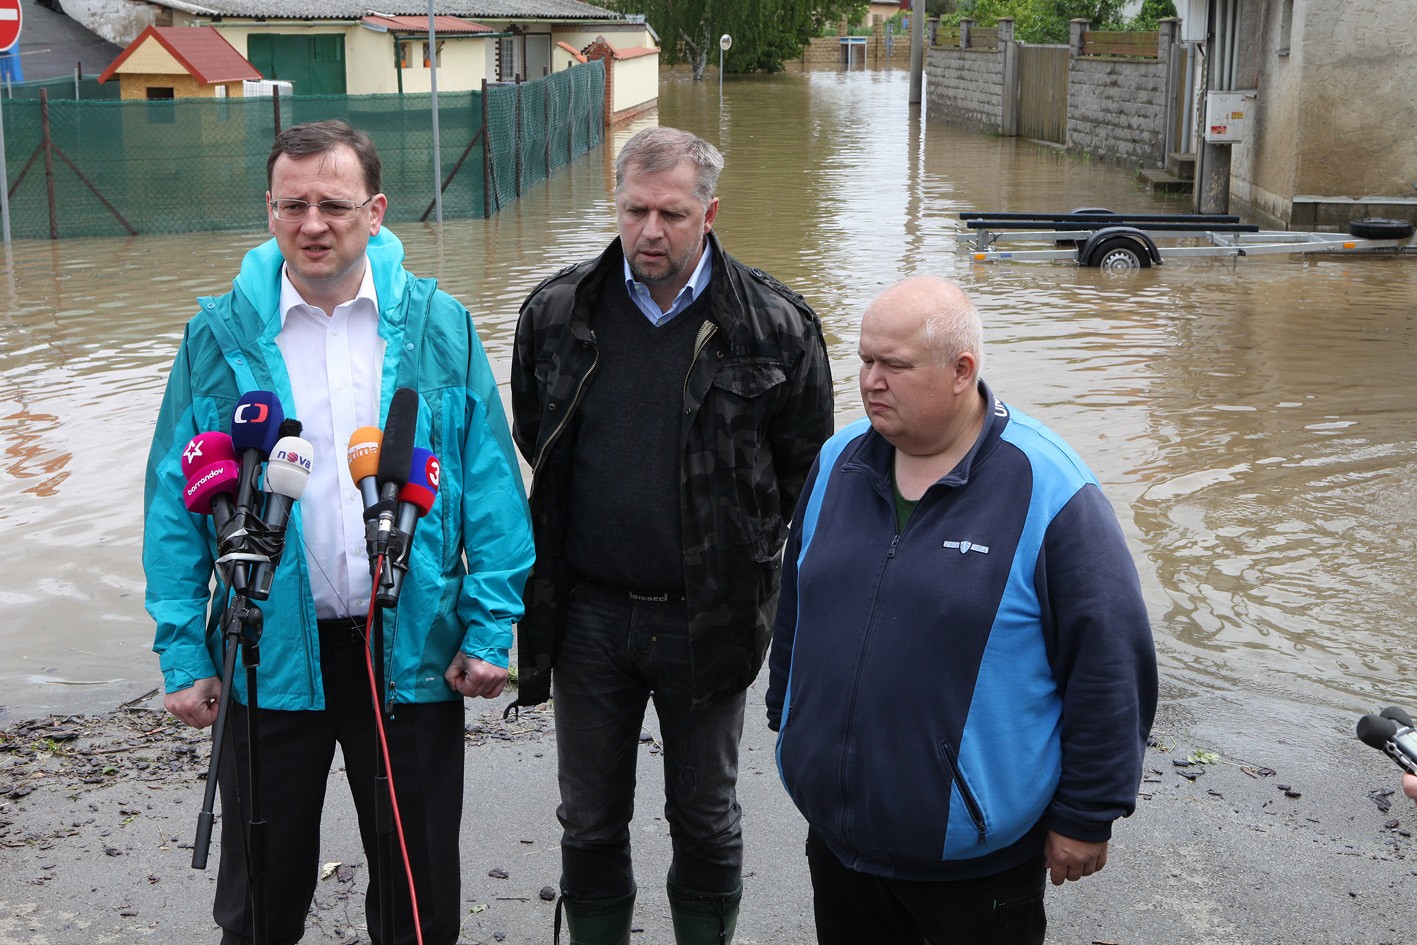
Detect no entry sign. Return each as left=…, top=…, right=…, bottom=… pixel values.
left=0, top=0, right=20, bottom=53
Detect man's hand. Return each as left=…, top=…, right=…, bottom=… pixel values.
left=1044, top=831, right=1108, bottom=886
left=445, top=652, right=509, bottom=700
left=1404, top=773, right=1417, bottom=803
left=165, top=677, right=222, bottom=729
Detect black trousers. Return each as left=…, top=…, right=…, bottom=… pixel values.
left=214, top=622, right=465, bottom=945
left=806, top=829, right=1046, bottom=945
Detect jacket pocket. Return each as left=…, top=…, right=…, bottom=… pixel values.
left=705, top=361, right=787, bottom=555
left=938, top=737, right=990, bottom=847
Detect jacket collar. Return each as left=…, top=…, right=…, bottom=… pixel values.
left=228, top=227, right=410, bottom=338
left=848, top=378, right=1007, bottom=493
left=577, top=231, right=745, bottom=339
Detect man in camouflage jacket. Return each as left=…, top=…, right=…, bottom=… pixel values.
left=508, top=127, right=833, bottom=944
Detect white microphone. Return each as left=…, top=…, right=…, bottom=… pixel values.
left=248, top=435, right=313, bottom=601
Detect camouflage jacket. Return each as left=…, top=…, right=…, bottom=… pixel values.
left=506, top=233, right=834, bottom=709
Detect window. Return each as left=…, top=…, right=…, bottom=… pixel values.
left=398, top=40, right=412, bottom=69
left=146, top=87, right=174, bottom=99
left=422, top=40, right=443, bottom=68
left=1277, top=0, right=1293, bottom=56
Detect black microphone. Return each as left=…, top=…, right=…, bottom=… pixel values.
left=230, top=390, right=285, bottom=521
left=1356, top=707, right=1417, bottom=776
left=248, top=431, right=313, bottom=601
left=370, top=387, right=419, bottom=560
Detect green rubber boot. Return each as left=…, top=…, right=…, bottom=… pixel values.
left=556, top=888, right=637, bottom=945
left=666, top=880, right=741, bottom=945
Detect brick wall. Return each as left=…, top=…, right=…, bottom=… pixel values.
left=925, top=18, right=1180, bottom=169
left=925, top=48, right=1006, bottom=132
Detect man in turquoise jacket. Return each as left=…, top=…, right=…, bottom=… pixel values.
left=142, top=120, right=534, bottom=945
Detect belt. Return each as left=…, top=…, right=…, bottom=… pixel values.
left=317, top=617, right=369, bottom=645
left=576, top=577, right=686, bottom=604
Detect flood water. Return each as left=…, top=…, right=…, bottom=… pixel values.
left=3, top=67, right=1417, bottom=719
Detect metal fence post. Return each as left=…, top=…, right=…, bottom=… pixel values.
left=40, top=90, right=57, bottom=240
left=514, top=73, right=522, bottom=198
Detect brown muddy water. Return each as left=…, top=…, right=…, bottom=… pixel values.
left=3, top=67, right=1416, bottom=719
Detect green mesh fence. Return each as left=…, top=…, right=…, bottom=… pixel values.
left=4, top=76, right=118, bottom=101
left=0, top=59, right=604, bottom=239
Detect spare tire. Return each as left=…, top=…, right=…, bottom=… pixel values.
left=1348, top=217, right=1415, bottom=240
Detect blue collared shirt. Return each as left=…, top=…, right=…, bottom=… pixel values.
left=623, top=243, right=713, bottom=327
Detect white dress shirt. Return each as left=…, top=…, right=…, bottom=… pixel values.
left=275, top=260, right=385, bottom=620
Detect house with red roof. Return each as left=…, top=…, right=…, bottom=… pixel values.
left=97, top=25, right=261, bottom=99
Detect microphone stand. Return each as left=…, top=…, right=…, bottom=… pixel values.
left=192, top=591, right=269, bottom=945
left=371, top=600, right=396, bottom=945
left=191, top=511, right=273, bottom=945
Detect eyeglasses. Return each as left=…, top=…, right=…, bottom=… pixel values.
left=269, top=196, right=375, bottom=222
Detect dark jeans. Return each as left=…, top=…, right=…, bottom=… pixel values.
left=554, top=580, right=747, bottom=900
left=806, top=829, right=1046, bottom=945
left=214, top=622, right=465, bottom=945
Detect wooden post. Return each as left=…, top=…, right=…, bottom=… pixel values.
left=40, top=90, right=57, bottom=240
left=272, top=83, right=282, bottom=137
left=543, top=81, right=551, bottom=179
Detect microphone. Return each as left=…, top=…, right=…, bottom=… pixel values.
left=180, top=432, right=248, bottom=594
left=395, top=448, right=440, bottom=536
left=181, top=430, right=237, bottom=481
left=1356, top=707, right=1417, bottom=777
left=377, top=448, right=440, bottom=608
left=370, top=387, right=419, bottom=559
left=347, top=425, right=383, bottom=511
left=230, top=390, right=285, bottom=520
left=248, top=433, right=314, bottom=601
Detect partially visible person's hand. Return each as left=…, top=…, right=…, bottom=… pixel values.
left=1044, top=831, right=1109, bottom=886
left=445, top=652, right=509, bottom=699
left=1403, top=773, right=1417, bottom=803
left=165, top=677, right=222, bottom=729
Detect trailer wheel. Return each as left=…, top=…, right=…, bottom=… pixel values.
left=1088, top=237, right=1151, bottom=270
left=1348, top=218, right=1415, bottom=240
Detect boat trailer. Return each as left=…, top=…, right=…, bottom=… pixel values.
left=958, top=210, right=1417, bottom=269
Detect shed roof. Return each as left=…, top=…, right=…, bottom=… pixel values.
left=150, top=0, right=622, bottom=20
left=98, top=25, right=261, bottom=85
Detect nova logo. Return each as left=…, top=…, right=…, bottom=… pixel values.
left=425, top=456, right=440, bottom=489
left=943, top=540, right=990, bottom=555
left=275, top=448, right=313, bottom=472
left=234, top=403, right=269, bottom=424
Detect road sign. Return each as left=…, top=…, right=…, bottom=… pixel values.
left=0, top=0, right=20, bottom=53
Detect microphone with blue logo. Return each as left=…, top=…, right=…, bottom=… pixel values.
left=230, top=390, right=285, bottom=525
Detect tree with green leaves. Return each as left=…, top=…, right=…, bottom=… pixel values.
left=604, top=0, right=871, bottom=78
left=943, top=0, right=1139, bottom=43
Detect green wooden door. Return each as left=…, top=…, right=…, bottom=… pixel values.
left=247, top=33, right=347, bottom=95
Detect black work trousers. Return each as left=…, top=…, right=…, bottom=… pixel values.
left=214, top=622, right=465, bottom=945
left=806, top=829, right=1046, bottom=945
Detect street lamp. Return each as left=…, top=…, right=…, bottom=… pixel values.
left=719, top=33, right=732, bottom=98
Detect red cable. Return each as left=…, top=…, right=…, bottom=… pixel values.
left=361, top=554, right=426, bottom=945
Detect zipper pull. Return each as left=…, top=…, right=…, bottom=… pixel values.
left=887, top=534, right=900, bottom=558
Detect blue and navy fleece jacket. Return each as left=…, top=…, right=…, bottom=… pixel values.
left=766, top=382, right=1157, bottom=882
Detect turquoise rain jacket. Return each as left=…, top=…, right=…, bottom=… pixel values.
left=143, top=229, right=534, bottom=710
